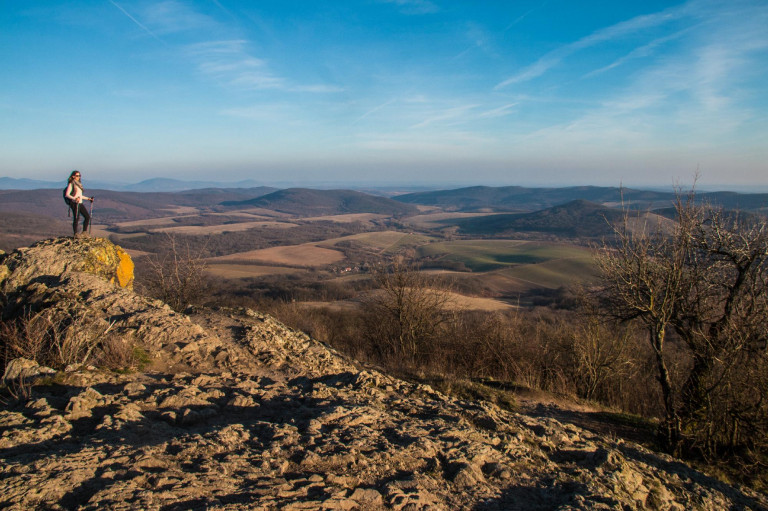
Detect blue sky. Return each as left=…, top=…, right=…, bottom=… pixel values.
left=1, top=0, right=767, bottom=188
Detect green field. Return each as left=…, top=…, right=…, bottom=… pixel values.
left=501, top=256, right=599, bottom=288
left=417, top=240, right=593, bottom=273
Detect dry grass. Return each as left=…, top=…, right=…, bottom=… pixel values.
left=624, top=212, right=677, bottom=237
left=207, top=243, right=345, bottom=267
left=317, top=231, right=409, bottom=249
left=414, top=205, right=442, bottom=212
left=152, top=221, right=298, bottom=235
left=300, top=213, right=387, bottom=223
left=113, top=216, right=190, bottom=228
left=297, top=289, right=514, bottom=313
left=318, top=231, right=435, bottom=253
left=207, top=212, right=275, bottom=220
left=158, top=206, right=200, bottom=215
left=205, top=263, right=308, bottom=278
left=88, top=224, right=117, bottom=239
left=1, top=308, right=120, bottom=371
left=443, top=292, right=516, bottom=311
left=233, top=207, right=295, bottom=218
left=404, top=211, right=503, bottom=228
left=294, top=301, right=362, bottom=313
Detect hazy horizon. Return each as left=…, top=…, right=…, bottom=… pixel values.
left=4, top=174, right=768, bottom=195
left=2, top=1, right=767, bottom=189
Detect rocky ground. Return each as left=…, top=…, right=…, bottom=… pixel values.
left=1, top=238, right=766, bottom=510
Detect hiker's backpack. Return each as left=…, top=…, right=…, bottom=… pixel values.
left=63, top=184, right=74, bottom=205
left=63, top=183, right=75, bottom=215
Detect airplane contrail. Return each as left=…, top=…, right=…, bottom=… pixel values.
left=107, top=0, right=167, bottom=45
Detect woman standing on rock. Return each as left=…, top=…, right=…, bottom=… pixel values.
left=64, top=170, right=94, bottom=238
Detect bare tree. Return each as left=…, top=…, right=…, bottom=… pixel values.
left=596, top=192, right=697, bottom=447
left=139, top=234, right=209, bottom=312
left=363, top=260, right=454, bottom=366
left=570, top=314, right=635, bottom=402
left=598, top=187, right=768, bottom=458
left=673, top=208, right=768, bottom=457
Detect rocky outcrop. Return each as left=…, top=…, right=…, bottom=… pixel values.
left=0, top=237, right=766, bottom=510
left=0, top=237, right=134, bottom=290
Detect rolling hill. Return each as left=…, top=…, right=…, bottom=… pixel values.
left=221, top=188, right=419, bottom=217
left=395, top=185, right=768, bottom=213
left=449, top=200, right=628, bottom=238
left=394, top=185, right=668, bottom=212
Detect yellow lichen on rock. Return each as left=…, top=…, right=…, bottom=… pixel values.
left=80, top=238, right=135, bottom=289
left=0, top=237, right=135, bottom=291
left=116, top=249, right=135, bottom=289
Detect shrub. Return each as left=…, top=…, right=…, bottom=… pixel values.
left=1, top=307, right=121, bottom=372
left=136, top=233, right=209, bottom=312
left=362, top=261, right=455, bottom=366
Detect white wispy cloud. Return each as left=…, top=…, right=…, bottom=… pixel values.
left=351, top=98, right=400, bottom=125
left=290, top=84, right=345, bottom=94
left=189, top=41, right=344, bottom=93
left=380, top=0, right=439, bottom=15
left=228, top=70, right=286, bottom=90
left=142, top=0, right=217, bottom=35
left=495, top=2, right=693, bottom=88
left=582, top=29, right=690, bottom=78
left=184, top=40, right=281, bottom=89
left=514, top=19, right=766, bottom=154
left=478, top=103, right=518, bottom=118
left=410, top=104, right=480, bottom=129
left=186, top=39, right=248, bottom=55
left=112, top=3, right=342, bottom=95
left=498, top=0, right=768, bottom=155
left=453, top=22, right=500, bottom=60
left=220, top=103, right=297, bottom=121
left=199, top=57, right=267, bottom=75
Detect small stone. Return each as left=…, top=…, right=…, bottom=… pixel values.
left=350, top=488, right=383, bottom=506
left=452, top=463, right=486, bottom=488
left=124, top=382, right=146, bottom=395
left=3, top=358, right=52, bottom=383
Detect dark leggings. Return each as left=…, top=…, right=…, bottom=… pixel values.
left=71, top=202, right=91, bottom=234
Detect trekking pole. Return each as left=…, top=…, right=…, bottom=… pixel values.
left=74, top=200, right=80, bottom=238
left=89, top=197, right=94, bottom=235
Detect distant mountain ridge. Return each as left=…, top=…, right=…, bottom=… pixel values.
left=221, top=188, right=419, bottom=217
left=4, top=178, right=767, bottom=212
left=0, top=176, right=270, bottom=192
left=395, top=185, right=768, bottom=212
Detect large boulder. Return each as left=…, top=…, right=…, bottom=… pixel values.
left=0, top=237, right=134, bottom=290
